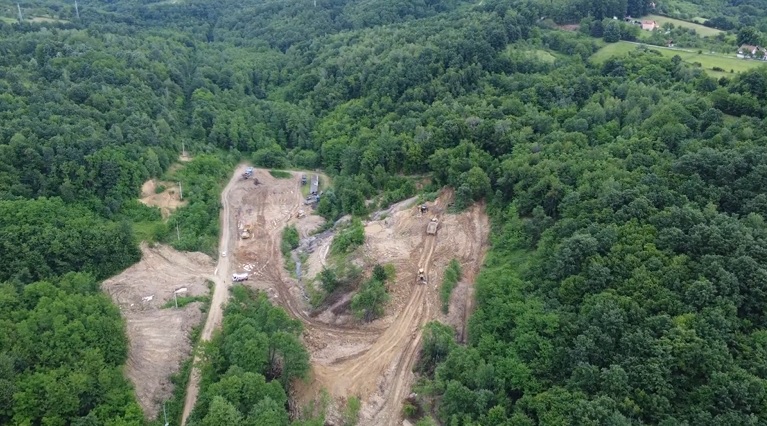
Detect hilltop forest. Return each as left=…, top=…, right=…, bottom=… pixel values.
left=2, top=0, right=767, bottom=424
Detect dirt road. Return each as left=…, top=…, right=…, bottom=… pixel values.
left=179, top=164, right=243, bottom=425
left=179, top=168, right=488, bottom=425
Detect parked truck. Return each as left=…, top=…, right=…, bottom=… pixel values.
left=310, top=174, right=319, bottom=195
left=232, top=273, right=249, bottom=282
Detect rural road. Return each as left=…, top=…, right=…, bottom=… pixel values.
left=180, top=164, right=242, bottom=425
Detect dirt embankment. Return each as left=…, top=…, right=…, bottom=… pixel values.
left=102, top=244, right=214, bottom=420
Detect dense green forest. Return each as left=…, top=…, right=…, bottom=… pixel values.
left=0, top=273, right=143, bottom=425
left=2, top=0, right=767, bottom=424
left=187, top=286, right=311, bottom=426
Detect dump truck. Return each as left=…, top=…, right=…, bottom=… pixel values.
left=426, top=218, right=438, bottom=235
left=232, top=273, right=249, bottom=282
left=242, top=167, right=253, bottom=179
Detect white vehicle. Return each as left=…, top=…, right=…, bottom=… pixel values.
left=221, top=251, right=227, bottom=257
left=232, top=273, right=249, bottom=282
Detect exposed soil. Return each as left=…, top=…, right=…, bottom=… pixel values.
left=139, top=179, right=187, bottom=219
left=299, top=192, right=489, bottom=425
left=102, top=244, right=214, bottom=420
left=176, top=167, right=489, bottom=426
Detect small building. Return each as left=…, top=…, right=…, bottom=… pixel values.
left=641, top=20, right=658, bottom=31
left=739, top=44, right=759, bottom=56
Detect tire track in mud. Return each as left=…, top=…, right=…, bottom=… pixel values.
left=249, top=177, right=382, bottom=340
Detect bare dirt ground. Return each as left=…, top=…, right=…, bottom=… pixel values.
left=173, top=166, right=489, bottom=425
left=301, top=192, right=489, bottom=425
left=139, top=179, right=187, bottom=219
left=223, top=168, right=489, bottom=426
left=102, top=244, right=214, bottom=419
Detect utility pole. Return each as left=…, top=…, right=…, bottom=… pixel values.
left=163, top=402, right=169, bottom=426
left=17, top=3, right=23, bottom=22
left=176, top=223, right=180, bottom=241
left=174, top=291, right=178, bottom=308
left=182, top=141, right=186, bottom=157
left=178, top=181, right=183, bottom=200
left=74, top=0, right=80, bottom=19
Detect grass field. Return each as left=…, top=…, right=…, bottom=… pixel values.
left=29, top=16, right=69, bottom=24
left=503, top=46, right=558, bottom=63
left=643, top=14, right=722, bottom=37
left=525, top=49, right=557, bottom=63
left=591, top=41, right=767, bottom=77
left=0, top=16, right=16, bottom=23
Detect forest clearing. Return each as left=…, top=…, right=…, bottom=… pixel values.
left=591, top=40, right=767, bottom=76
left=101, top=244, right=213, bottom=419
left=180, top=167, right=490, bottom=425
left=640, top=14, right=722, bottom=36
left=139, top=179, right=187, bottom=219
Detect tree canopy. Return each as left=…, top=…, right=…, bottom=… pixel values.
left=3, top=0, right=767, bottom=424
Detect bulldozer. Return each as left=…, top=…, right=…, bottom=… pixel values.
left=426, top=217, right=438, bottom=235
left=417, top=268, right=426, bottom=284
left=240, top=223, right=252, bottom=239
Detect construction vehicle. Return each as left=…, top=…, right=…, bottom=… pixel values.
left=232, top=273, right=249, bottom=282
left=297, top=210, right=305, bottom=219
left=242, top=167, right=254, bottom=179
left=238, top=222, right=252, bottom=239
left=419, top=204, right=428, bottom=214
left=417, top=268, right=426, bottom=284
left=301, top=174, right=307, bottom=185
left=310, top=175, right=319, bottom=195
left=426, top=217, right=438, bottom=235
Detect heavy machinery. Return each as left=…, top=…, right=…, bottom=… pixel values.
left=239, top=222, right=252, bottom=239
left=301, top=174, right=307, bottom=185
left=426, top=217, right=438, bottom=235
left=310, top=175, right=319, bottom=195
left=297, top=210, right=305, bottom=219
left=417, top=268, right=426, bottom=284
left=232, top=273, right=249, bottom=282
left=242, top=167, right=253, bottom=179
